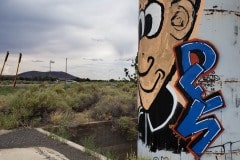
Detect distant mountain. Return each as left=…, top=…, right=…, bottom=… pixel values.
left=18, top=71, right=78, bottom=80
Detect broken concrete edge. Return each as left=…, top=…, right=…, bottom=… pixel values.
left=35, top=128, right=108, bottom=160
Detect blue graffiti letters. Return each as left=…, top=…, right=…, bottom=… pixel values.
left=180, top=41, right=217, bottom=73
left=177, top=100, right=222, bottom=157
left=174, top=41, right=225, bottom=158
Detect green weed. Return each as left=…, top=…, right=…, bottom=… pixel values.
left=0, top=113, right=18, bottom=129
left=115, top=116, right=137, bottom=141
left=104, top=150, right=119, bottom=160
left=81, top=135, right=100, bottom=154
left=47, top=126, right=71, bottom=140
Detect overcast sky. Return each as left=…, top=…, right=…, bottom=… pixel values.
left=0, top=0, right=138, bottom=80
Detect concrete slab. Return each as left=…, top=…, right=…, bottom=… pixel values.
left=0, top=130, right=12, bottom=136
left=0, top=147, right=69, bottom=160
left=0, top=128, right=102, bottom=160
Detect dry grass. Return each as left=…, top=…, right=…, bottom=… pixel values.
left=49, top=109, right=74, bottom=127
left=50, top=111, right=65, bottom=125
left=71, top=112, right=94, bottom=126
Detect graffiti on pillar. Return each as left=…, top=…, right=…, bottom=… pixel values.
left=138, top=0, right=203, bottom=153
left=198, top=71, right=222, bottom=95
left=173, top=40, right=225, bottom=158
left=138, top=0, right=226, bottom=158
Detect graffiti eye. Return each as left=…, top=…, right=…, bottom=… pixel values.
left=139, top=11, right=145, bottom=39
left=145, top=2, right=163, bottom=38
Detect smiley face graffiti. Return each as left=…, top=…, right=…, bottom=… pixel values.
left=138, top=0, right=203, bottom=153
left=138, top=0, right=200, bottom=110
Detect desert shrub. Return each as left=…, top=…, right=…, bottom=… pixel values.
left=91, top=95, right=118, bottom=120
left=91, top=88, right=137, bottom=121
left=0, top=95, right=8, bottom=112
left=70, top=92, right=99, bottom=112
left=50, top=110, right=74, bottom=126
left=71, top=112, right=92, bottom=126
left=0, top=112, right=18, bottom=129
left=104, top=150, right=119, bottom=160
left=0, top=86, right=19, bottom=96
left=0, top=81, right=137, bottom=129
left=66, top=81, right=137, bottom=120
left=114, top=116, right=137, bottom=141
left=81, top=135, right=99, bottom=153
left=51, top=84, right=65, bottom=94
left=67, top=83, right=100, bottom=95
left=5, top=85, right=70, bottom=126
left=81, top=134, right=120, bottom=160
left=47, top=126, right=71, bottom=140
left=65, top=83, right=101, bottom=112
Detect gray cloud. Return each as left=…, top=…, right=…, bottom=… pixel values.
left=0, top=0, right=138, bottom=79
left=82, top=58, right=103, bottom=61
left=32, top=60, right=44, bottom=63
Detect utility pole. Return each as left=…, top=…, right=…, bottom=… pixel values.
left=65, top=58, right=68, bottom=88
left=13, top=53, right=22, bottom=87
left=49, top=60, right=54, bottom=82
left=0, top=51, right=9, bottom=81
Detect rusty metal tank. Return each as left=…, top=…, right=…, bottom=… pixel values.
left=137, top=0, right=240, bottom=159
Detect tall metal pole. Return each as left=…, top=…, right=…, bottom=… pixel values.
left=0, top=51, right=9, bottom=81
left=137, top=0, right=240, bottom=159
left=13, top=53, right=22, bottom=87
left=65, top=58, right=67, bottom=88
left=49, top=60, right=54, bottom=81
left=66, top=58, right=67, bottom=75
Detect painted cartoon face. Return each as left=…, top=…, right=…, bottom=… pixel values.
left=138, top=0, right=196, bottom=110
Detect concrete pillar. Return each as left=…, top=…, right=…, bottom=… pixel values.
left=137, top=0, right=240, bottom=159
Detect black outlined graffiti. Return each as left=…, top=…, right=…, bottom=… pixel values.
left=210, top=140, right=240, bottom=160
left=173, top=40, right=225, bottom=158
left=138, top=0, right=202, bottom=153
left=198, top=71, right=222, bottom=92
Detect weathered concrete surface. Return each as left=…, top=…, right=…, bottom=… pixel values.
left=0, top=128, right=98, bottom=160
left=0, top=147, right=69, bottom=160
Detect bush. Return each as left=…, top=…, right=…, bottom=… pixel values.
left=0, top=81, right=137, bottom=129
left=65, top=83, right=101, bottom=112
left=5, top=85, right=70, bottom=127
left=47, top=126, right=71, bottom=140
left=0, top=113, right=18, bottom=129
left=81, top=135, right=99, bottom=152
left=96, top=82, right=136, bottom=120
left=70, top=92, right=99, bottom=112
left=50, top=110, right=74, bottom=126
left=91, top=92, right=136, bottom=121
left=115, top=116, right=137, bottom=141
